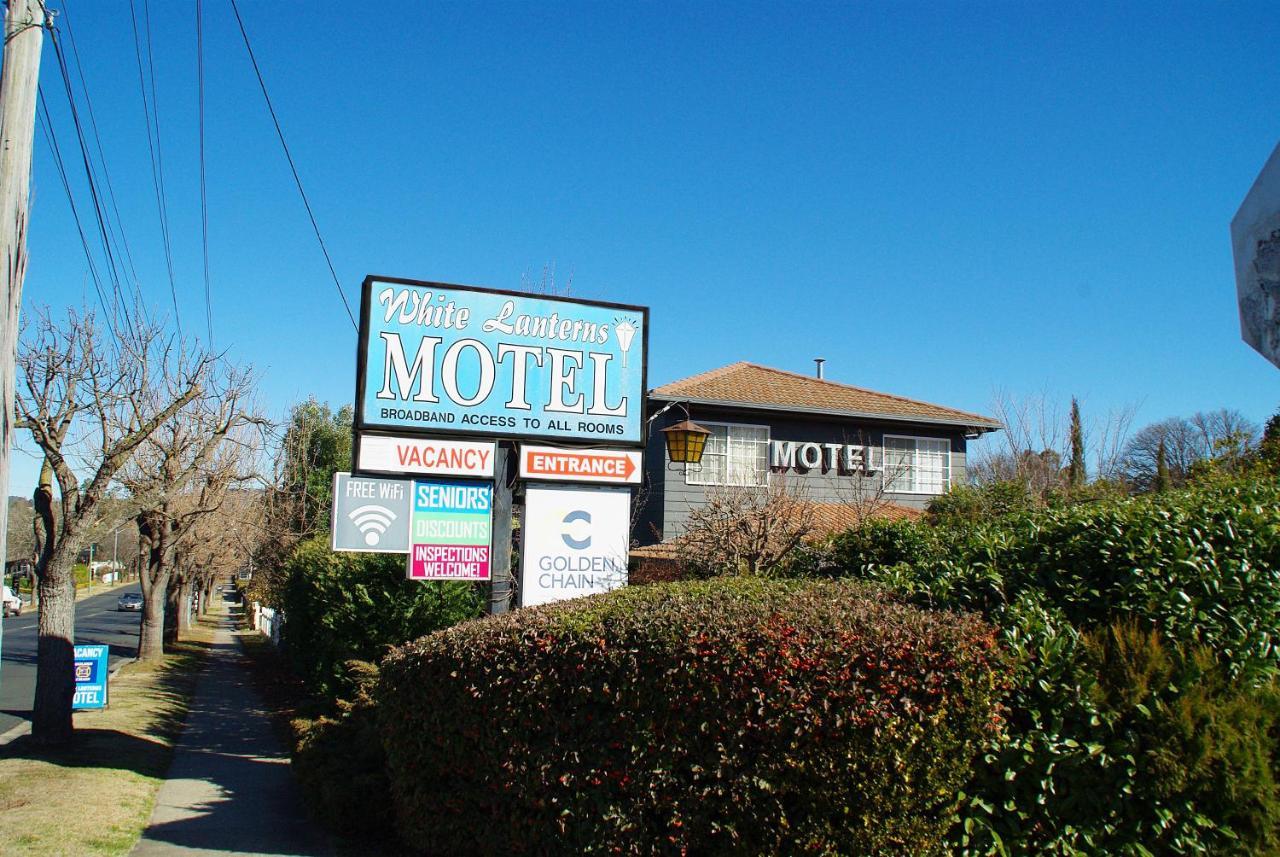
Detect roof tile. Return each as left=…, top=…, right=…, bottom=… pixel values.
left=650, top=362, right=999, bottom=427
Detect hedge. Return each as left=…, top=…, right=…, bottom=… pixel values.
left=281, top=536, right=483, bottom=699
left=829, top=477, right=1280, bottom=854
left=378, top=578, right=1008, bottom=856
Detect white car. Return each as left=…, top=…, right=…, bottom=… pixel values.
left=3, top=586, right=22, bottom=617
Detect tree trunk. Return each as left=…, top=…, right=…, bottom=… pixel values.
left=136, top=514, right=169, bottom=663
left=137, top=574, right=167, bottom=662
left=31, top=549, right=75, bottom=744
left=176, top=579, right=193, bottom=636
left=163, top=574, right=179, bottom=646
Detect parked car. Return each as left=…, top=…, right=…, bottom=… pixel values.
left=117, top=592, right=143, bottom=612
left=2, top=586, right=20, bottom=617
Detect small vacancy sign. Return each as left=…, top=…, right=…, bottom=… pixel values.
left=357, top=434, right=495, bottom=478
left=72, top=645, right=109, bottom=710
left=408, top=480, right=493, bottom=581
left=519, top=445, right=642, bottom=484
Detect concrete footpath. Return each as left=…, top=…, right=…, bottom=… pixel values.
left=132, top=608, right=332, bottom=857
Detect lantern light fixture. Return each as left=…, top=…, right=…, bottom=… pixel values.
left=661, top=419, right=712, bottom=464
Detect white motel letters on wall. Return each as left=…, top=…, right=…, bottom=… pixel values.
left=769, top=440, right=879, bottom=474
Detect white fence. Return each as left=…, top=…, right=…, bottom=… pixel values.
left=252, top=601, right=284, bottom=647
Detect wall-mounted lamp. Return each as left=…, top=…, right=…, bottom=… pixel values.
left=647, top=400, right=712, bottom=464
left=963, top=427, right=982, bottom=440
left=661, top=419, right=712, bottom=464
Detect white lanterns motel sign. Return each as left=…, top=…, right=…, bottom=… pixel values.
left=769, top=441, right=878, bottom=474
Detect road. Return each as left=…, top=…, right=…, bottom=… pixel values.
left=0, top=585, right=141, bottom=734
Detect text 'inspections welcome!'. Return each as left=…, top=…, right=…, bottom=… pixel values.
left=356, top=277, right=648, bottom=445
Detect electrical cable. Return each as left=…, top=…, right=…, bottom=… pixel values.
left=127, top=0, right=181, bottom=334
left=227, top=0, right=358, bottom=332
left=59, top=0, right=144, bottom=304
left=46, top=25, right=130, bottom=320
left=36, top=88, right=112, bottom=321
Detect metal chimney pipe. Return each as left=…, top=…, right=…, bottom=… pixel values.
left=814, top=358, right=826, bottom=379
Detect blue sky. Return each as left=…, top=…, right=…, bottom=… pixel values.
left=10, top=1, right=1280, bottom=493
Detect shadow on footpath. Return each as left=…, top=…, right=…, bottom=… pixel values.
left=130, top=618, right=332, bottom=857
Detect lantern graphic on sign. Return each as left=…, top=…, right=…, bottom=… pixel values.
left=614, top=317, right=637, bottom=369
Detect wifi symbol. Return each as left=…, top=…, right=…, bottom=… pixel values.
left=348, top=504, right=397, bottom=546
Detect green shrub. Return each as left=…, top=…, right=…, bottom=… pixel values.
left=827, top=476, right=1280, bottom=854
left=291, top=661, right=396, bottom=841
left=378, top=578, right=1008, bottom=856
left=281, top=536, right=483, bottom=699
left=829, top=517, right=946, bottom=572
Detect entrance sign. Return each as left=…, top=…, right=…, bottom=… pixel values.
left=358, top=434, right=495, bottom=478
left=408, top=480, right=493, bottom=580
left=520, top=484, right=629, bottom=607
left=519, top=444, right=642, bottom=485
left=356, top=277, right=648, bottom=444
left=72, top=645, right=109, bottom=709
left=331, top=473, right=412, bottom=553
left=1232, top=141, right=1280, bottom=371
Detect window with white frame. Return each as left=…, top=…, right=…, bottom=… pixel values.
left=686, top=423, right=770, bottom=487
left=883, top=435, right=951, bottom=494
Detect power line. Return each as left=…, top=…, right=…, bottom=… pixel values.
left=35, top=88, right=113, bottom=321
left=227, top=0, right=358, bottom=332
left=127, top=0, right=181, bottom=335
left=196, top=0, right=213, bottom=345
left=59, top=0, right=144, bottom=304
left=46, top=24, right=129, bottom=316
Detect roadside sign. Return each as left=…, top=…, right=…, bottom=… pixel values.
left=520, top=484, right=629, bottom=607
left=331, top=472, right=413, bottom=553
left=1232, top=141, right=1280, bottom=371
left=519, top=444, right=642, bottom=485
left=72, top=645, right=109, bottom=709
left=357, top=434, right=495, bottom=478
left=356, top=276, right=648, bottom=444
left=408, top=480, right=493, bottom=581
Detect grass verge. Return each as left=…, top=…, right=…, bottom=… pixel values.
left=0, top=623, right=214, bottom=856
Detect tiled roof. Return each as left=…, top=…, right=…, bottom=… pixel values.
left=649, top=362, right=1000, bottom=429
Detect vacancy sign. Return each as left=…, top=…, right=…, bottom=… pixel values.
left=358, top=434, right=496, bottom=478
left=72, top=645, right=109, bottom=709
left=408, top=480, right=493, bottom=581
left=519, top=445, right=642, bottom=485
left=521, top=484, right=629, bottom=607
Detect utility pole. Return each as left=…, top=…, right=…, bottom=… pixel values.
left=0, top=0, right=48, bottom=672
left=488, top=445, right=514, bottom=614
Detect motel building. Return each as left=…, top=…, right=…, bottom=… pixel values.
left=631, top=361, right=1001, bottom=577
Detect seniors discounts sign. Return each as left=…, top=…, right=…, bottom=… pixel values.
left=357, top=277, right=648, bottom=444
left=408, top=480, right=493, bottom=580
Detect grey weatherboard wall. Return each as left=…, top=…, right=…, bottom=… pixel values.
left=636, top=402, right=971, bottom=544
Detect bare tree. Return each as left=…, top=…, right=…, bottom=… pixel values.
left=122, top=362, right=260, bottom=662
left=971, top=390, right=1138, bottom=496
left=16, top=309, right=208, bottom=743
left=1119, top=410, right=1259, bottom=491
left=677, top=482, right=816, bottom=578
